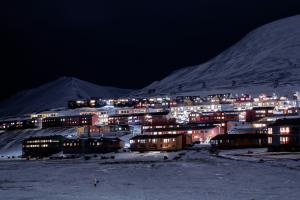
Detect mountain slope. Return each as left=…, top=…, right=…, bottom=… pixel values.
left=135, top=15, right=300, bottom=96
left=0, top=77, right=132, bottom=117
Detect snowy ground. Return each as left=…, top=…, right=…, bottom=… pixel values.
left=0, top=150, right=300, bottom=200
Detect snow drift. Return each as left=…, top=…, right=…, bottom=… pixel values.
left=134, top=15, right=300, bottom=96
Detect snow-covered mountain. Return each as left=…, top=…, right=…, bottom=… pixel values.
left=134, top=15, right=300, bottom=97
left=0, top=77, right=132, bottom=117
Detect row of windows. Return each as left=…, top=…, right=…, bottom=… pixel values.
left=64, top=143, right=80, bottom=147
left=26, top=140, right=59, bottom=144
left=268, top=127, right=291, bottom=135
left=24, top=144, right=48, bottom=148
left=130, top=138, right=176, bottom=144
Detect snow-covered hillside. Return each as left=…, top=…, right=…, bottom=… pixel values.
left=134, top=15, right=300, bottom=97
left=0, top=128, right=77, bottom=157
left=0, top=77, right=132, bottom=117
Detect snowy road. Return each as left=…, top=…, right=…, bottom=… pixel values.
left=0, top=151, right=299, bottom=200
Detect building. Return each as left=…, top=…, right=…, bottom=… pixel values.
left=62, top=138, right=82, bottom=154
left=112, top=98, right=135, bottom=107
left=30, top=112, right=58, bottom=119
left=108, top=111, right=170, bottom=125
left=116, top=107, right=147, bottom=115
left=267, top=118, right=300, bottom=151
left=189, top=111, right=239, bottom=123
left=77, top=125, right=131, bottom=137
left=133, top=97, right=171, bottom=108
left=80, top=110, right=110, bottom=125
left=142, top=123, right=223, bottom=143
left=68, top=98, right=106, bottom=109
left=63, top=137, right=123, bottom=154
left=130, top=134, right=192, bottom=151
left=210, top=133, right=268, bottom=149
left=0, top=118, right=37, bottom=130
left=245, top=107, right=274, bottom=122
left=42, top=115, right=98, bottom=128
left=22, top=135, right=65, bottom=158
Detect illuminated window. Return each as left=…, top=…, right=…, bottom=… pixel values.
left=163, top=139, right=170, bottom=143
left=280, top=136, right=289, bottom=144
left=140, top=139, right=146, bottom=143
left=268, top=137, right=272, bottom=144
left=280, top=127, right=290, bottom=134
left=268, top=128, right=272, bottom=135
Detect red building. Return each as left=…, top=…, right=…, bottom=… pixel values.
left=245, top=107, right=274, bottom=122
left=142, top=123, right=223, bottom=143
left=189, top=111, right=239, bottom=123
left=42, top=115, right=98, bottom=128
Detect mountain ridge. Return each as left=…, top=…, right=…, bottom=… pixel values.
left=0, top=76, right=132, bottom=117
left=133, top=14, right=300, bottom=96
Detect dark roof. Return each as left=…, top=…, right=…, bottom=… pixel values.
left=131, top=134, right=183, bottom=140
left=64, top=137, right=121, bottom=142
left=269, top=118, right=300, bottom=126
left=211, top=133, right=267, bottom=140
left=252, top=106, right=274, bottom=110
left=109, top=111, right=169, bottom=118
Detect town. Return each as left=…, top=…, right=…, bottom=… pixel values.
left=1, top=92, right=300, bottom=158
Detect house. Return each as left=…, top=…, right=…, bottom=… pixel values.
left=210, top=133, right=268, bottom=149
left=42, top=114, right=98, bottom=128
left=267, top=118, right=300, bottom=151
left=63, top=137, right=123, bottom=154
left=22, top=135, right=65, bottom=158
left=130, top=134, right=192, bottom=151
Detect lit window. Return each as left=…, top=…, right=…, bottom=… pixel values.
left=268, top=128, right=272, bottom=135
left=280, top=127, right=290, bottom=134
left=280, top=136, right=289, bottom=144
left=163, top=139, right=170, bottom=143
left=140, top=139, right=146, bottom=143
left=268, top=137, right=272, bottom=144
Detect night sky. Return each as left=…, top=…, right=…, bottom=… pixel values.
left=0, top=0, right=300, bottom=100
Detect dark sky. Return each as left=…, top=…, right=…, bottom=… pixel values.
left=0, top=0, right=300, bottom=100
